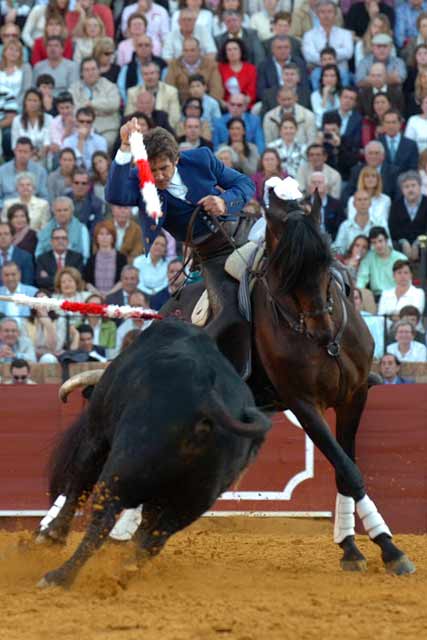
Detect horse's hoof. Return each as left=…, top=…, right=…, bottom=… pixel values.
left=37, top=577, right=53, bottom=589
left=340, top=558, right=368, bottom=572
left=385, top=555, right=416, bottom=576
left=34, top=529, right=66, bottom=546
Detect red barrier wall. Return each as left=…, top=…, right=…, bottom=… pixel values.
left=0, top=385, right=426, bottom=532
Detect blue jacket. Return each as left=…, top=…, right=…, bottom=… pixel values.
left=0, top=246, right=34, bottom=286
left=105, top=147, right=255, bottom=251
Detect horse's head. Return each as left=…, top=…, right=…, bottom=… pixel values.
left=264, top=184, right=334, bottom=343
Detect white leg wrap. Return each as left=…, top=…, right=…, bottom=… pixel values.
left=109, top=506, right=142, bottom=541
left=333, top=493, right=356, bottom=544
left=356, top=495, right=392, bottom=540
left=39, top=494, right=67, bottom=531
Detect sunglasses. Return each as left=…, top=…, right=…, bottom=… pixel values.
left=73, top=180, right=89, bottom=185
left=13, top=375, right=28, bottom=381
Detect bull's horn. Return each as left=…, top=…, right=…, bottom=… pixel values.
left=59, top=369, right=105, bottom=403
left=203, top=391, right=271, bottom=439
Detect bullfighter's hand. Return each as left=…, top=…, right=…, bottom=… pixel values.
left=119, top=117, right=142, bottom=151
left=197, top=195, right=226, bottom=217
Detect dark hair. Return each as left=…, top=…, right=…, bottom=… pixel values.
left=36, top=73, right=55, bottom=87
left=80, top=56, right=98, bottom=72
left=216, top=0, right=244, bottom=18
left=383, top=108, right=402, bottom=122
left=258, top=147, right=282, bottom=173
left=15, top=136, right=33, bottom=148
left=6, top=202, right=30, bottom=225
left=127, top=11, right=148, bottom=29
left=307, top=143, right=326, bottom=156
left=381, top=353, right=401, bottom=366
left=227, top=116, right=250, bottom=157
left=319, top=64, right=341, bottom=93
left=344, top=234, right=369, bottom=259
left=143, top=127, right=179, bottom=162
left=55, top=91, right=73, bottom=106
left=59, top=146, right=76, bottom=160
left=273, top=11, right=292, bottom=23
left=320, top=46, right=337, bottom=58
left=51, top=227, right=68, bottom=238
left=182, top=96, right=203, bottom=117
left=340, top=86, right=358, bottom=97
left=46, top=34, right=64, bottom=46
left=125, top=111, right=155, bottom=130
left=22, top=88, right=44, bottom=130
left=76, top=105, right=96, bottom=121
left=77, top=323, right=94, bottom=336
left=188, top=73, right=206, bottom=86
left=10, top=357, right=30, bottom=371
left=399, top=305, right=421, bottom=320
left=219, top=37, right=248, bottom=63
left=392, top=259, right=412, bottom=273
left=322, top=111, right=342, bottom=128
left=279, top=114, right=297, bottom=129
left=91, top=150, right=111, bottom=184
left=73, top=166, right=90, bottom=181
left=368, top=226, right=389, bottom=240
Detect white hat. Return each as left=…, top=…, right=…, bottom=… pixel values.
left=265, top=176, right=303, bottom=201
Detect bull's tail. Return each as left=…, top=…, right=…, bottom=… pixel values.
left=202, top=390, right=271, bottom=439
left=48, top=411, right=108, bottom=501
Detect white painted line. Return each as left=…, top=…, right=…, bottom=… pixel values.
left=0, top=510, right=332, bottom=518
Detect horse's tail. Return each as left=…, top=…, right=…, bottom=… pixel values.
left=48, top=411, right=107, bottom=502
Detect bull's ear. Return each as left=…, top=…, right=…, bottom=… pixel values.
left=309, top=188, right=321, bottom=226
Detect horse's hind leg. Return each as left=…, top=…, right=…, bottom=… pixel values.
left=336, top=389, right=415, bottom=575
left=335, top=388, right=369, bottom=571
left=37, top=479, right=123, bottom=588
left=35, top=493, right=84, bottom=546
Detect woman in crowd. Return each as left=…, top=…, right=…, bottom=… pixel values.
left=378, top=260, right=425, bottom=320
left=218, top=38, right=257, bottom=107
left=73, top=15, right=106, bottom=63
left=54, top=266, right=90, bottom=326
left=120, top=0, right=164, bottom=55
left=22, top=290, right=63, bottom=362
left=172, top=0, right=214, bottom=34
left=84, top=221, right=127, bottom=298
left=22, top=0, right=69, bottom=48
left=94, top=37, right=120, bottom=83
left=340, top=235, right=370, bottom=282
left=133, top=232, right=169, bottom=297
left=175, top=97, right=211, bottom=140
left=405, top=95, right=427, bottom=153
left=91, top=151, right=112, bottom=213
left=406, top=60, right=427, bottom=117
left=220, top=116, right=259, bottom=176
left=267, top=115, right=306, bottom=178
left=252, top=148, right=285, bottom=205
left=354, top=13, right=394, bottom=67
left=347, top=167, right=391, bottom=225
left=311, top=64, right=341, bottom=128
left=353, top=287, right=384, bottom=359
left=31, top=14, right=73, bottom=65
left=212, top=0, right=250, bottom=37
left=0, top=39, right=31, bottom=108
left=83, top=293, right=117, bottom=354
left=117, top=12, right=147, bottom=67
left=11, top=88, right=52, bottom=160
left=6, top=203, right=38, bottom=256
left=47, top=148, right=76, bottom=203
left=387, top=320, right=427, bottom=362
left=361, top=92, right=392, bottom=146
left=4, top=173, right=50, bottom=232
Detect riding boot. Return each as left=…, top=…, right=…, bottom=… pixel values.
left=193, top=232, right=252, bottom=380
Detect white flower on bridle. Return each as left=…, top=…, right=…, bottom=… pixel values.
left=265, top=176, right=304, bottom=202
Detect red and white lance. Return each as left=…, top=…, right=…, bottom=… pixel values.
left=129, top=129, right=163, bottom=224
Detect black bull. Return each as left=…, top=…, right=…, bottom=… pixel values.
left=37, top=319, right=271, bottom=588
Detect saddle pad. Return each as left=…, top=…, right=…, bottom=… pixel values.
left=225, top=241, right=259, bottom=281
left=191, top=289, right=210, bottom=327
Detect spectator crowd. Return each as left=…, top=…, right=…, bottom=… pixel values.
left=0, top=0, right=427, bottom=381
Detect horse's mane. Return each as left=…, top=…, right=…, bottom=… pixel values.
left=268, top=209, right=333, bottom=295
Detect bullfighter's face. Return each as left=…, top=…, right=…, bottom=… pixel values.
left=149, top=155, right=178, bottom=190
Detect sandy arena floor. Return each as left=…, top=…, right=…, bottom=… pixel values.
left=0, top=517, right=426, bottom=640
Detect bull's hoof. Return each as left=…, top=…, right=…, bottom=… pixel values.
left=340, top=558, right=368, bottom=572
left=385, top=555, right=416, bottom=576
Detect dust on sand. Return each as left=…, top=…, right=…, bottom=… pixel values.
left=0, top=517, right=425, bottom=640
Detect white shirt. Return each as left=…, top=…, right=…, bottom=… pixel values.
left=347, top=194, right=391, bottom=227
left=166, top=168, right=188, bottom=201
left=302, top=25, right=353, bottom=73
left=377, top=285, right=425, bottom=317
left=387, top=341, right=427, bottom=362
left=405, top=115, right=427, bottom=153
left=333, top=217, right=375, bottom=254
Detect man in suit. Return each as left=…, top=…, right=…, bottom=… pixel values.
left=357, top=63, right=405, bottom=119
left=66, top=167, right=104, bottom=237
left=263, top=87, right=316, bottom=146
left=379, top=353, right=414, bottom=385
left=126, top=62, right=181, bottom=131
left=36, top=228, right=83, bottom=292
left=389, top=171, right=427, bottom=261
left=344, top=140, right=399, bottom=201
left=215, top=11, right=265, bottom=66
left=256, top=36, right=307, bottom=100
left=328, top=87, right=362, bottom=149
left=0, top=222, right=34, bottom=285
left=378, top=109, right=419, bottom=175
left=0, top=262, right=37, bottom=322
left=308, top=172, right=345, bottom=241
left=212, top=93, right=264, bottom=151
left=262, top=63, right=311, bottom=115
left=106, top=123, right=255, bottom=377
left=106, top=265, right=141, bottom=326
left=320, top=111, right=360, bottom=182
